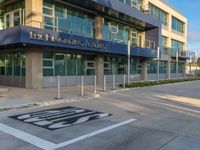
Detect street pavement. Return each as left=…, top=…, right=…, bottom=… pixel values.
left=0, top=81, right=200, bottom=150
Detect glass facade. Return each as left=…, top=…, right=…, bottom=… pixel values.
left=131, top=58, right=141, bottom=74
left=43, top=0, right=95, bottom=38
left=171, top=61, right=176, bottom=73
left=0, top=0, right=24, bottom=30
left=171, top=39, right=183, bottom=56
left=159, top=61, right=167, bottom=74
left=148, top=60, right=167, bottom=74
left=149, top=3, right=168, bottom=27
left=148, top=60, right=157, bottom=74
left=43, top=52, right=95, bottom=76
left=0, top=53, right=25, bottom=76
left=103, top=20, right=141, bottom=46
left=178, top=62, right=184, bottom=73
left=119, top=0, right=142, bottom=10
left=43, top=53, right=149, bottom=76
left=103, top=57, right=143, bottom=75
left=104, top=56, right=128, bottom=75
left=172, top=16, right=184, bottom=34
left=161, top=36, right=168, bottom=48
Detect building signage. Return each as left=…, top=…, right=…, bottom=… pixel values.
left=29, top=31, right=107, bottom=49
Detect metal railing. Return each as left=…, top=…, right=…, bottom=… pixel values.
left=52, top=72, right=189, bottom=99
left=0, top=9, right=157, bottom=50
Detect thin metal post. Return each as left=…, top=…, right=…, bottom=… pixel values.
left=112, top=74, right=116, bottom=90
left=123, top=74, right=126, bottom=88
left=80, top=76, right=84, bottom=96
left=176, top=51, right=179, bottom=79
left=55, top=75, right=61, bottom=99
left=128, top=40, right=131, bottom=83
left=103, top=75, right=106, bottom=92
left=189, top=55, right=192, bottom=78
left=94, top=75, right=97, bottom=94
left=157, top=47, right=160, bottom=83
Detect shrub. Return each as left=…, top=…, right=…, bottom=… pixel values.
left=119, top=77, right=200, bottom=88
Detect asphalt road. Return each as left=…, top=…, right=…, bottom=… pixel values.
left=0, top=81, right=200, bottom=150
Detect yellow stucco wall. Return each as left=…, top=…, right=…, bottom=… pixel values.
left=147, top=0, right=187, bottom=50
left=25, top=0, right=43, bottom=28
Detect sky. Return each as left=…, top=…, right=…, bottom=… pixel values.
left=165, top=0, right=200, bottom=56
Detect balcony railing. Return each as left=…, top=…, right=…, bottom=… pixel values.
left=170, top=49, right=195, bottom=59
left=0, top=9, right=157, bottom=50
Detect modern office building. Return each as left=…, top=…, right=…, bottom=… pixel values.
left=0, top=0, right=188, bottom=89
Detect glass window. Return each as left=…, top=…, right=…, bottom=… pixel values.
left=131, top=58, right=137, bottom=74
left=149, top=3, right=168, bottom=27
left=1, top=1, right=24, bottom=29
left=86, top=56, right=95, bottom=75
left=43, top=52, right=92, bottom=76
left=55, top=54, right=65, bottom=76
left=172, top=16, right=184, bottom=34
left=119, top=0, right=142, bottom=10
left=43, top=1, right=95, bottom=38
left=43, top=52, right=54, bottom=76
left=0, top=57, right=5, bottom=75
left=67, top=9, right=76, bottom=33
left=171, top=39, right=183, bottom=56
left=178, top=62, right=184, bottom=73
left=0, top=53, right=25, bottom=76
left=162, top=36, right=167, bottom=48
left=66, top=54, right=76, bottom=76
left=13, top=11, right=20, bottom=26
left=159, top=61, right=167, bottom=74
left=148, top=60, right=157, bottom=74
left=103, top=20, right=137, bottom=45
left=171, top=62, right=176, bottom=73
left=77, top=55, right=86, bottom=75
left=131, top=31, right=138, bottom=46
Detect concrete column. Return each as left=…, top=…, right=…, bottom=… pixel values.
left=166, top=60, right=171, bottom=79
left=25, top=50, right=43, bottom=89
left=95, top=16, right=104, bottom=87
left=25, top=0, right=43, bottom=28
left=95, top=56, right=104, bottom=87
left=141, top=59, right=148, bottom=81
left=95, top=16, right=104, bottom=39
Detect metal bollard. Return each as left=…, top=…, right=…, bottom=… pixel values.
left=55, top=75, right=61, bottom=99
left=123, top=74, right=126, bottom=88
left=103, top=75, right=106, bottom=92
left=94, top=75, right=97, bottom=94
left=112, top=74, right=116, bottom=90
left=80, top=76, right=84, bottom=96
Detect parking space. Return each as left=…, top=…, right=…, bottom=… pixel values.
left=0, top=81, right=200, bottom=150
left=10, top=106, right=111, bottom=130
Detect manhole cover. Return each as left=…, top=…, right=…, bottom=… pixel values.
left=10, top=106, right=111, bottom=130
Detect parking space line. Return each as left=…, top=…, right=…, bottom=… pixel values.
left=0, top=118, right=136, bottom=150
left=0, top=123, right=56, bottom=150
left=55, top=118, right=136, bottom=149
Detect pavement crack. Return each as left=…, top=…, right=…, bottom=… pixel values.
left=156, top=135, right=178, bottom=150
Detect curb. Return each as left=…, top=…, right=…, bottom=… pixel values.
left=0, top=88, right=130, bottom=112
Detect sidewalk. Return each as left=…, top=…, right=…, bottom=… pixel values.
left=0, top=84, right=120, bottom=111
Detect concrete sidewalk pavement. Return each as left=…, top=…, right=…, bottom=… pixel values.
left=0, top=84, right=122, bottom=111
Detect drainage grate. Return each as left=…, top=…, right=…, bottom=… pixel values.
left=10, top=106, right=111, bottom=130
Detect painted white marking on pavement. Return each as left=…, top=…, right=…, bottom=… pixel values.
left=0, top=123, right=56, bottom=150
left=54, top=118, right=136, bottom=149
left=0, top=118, right=136, bottom=150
